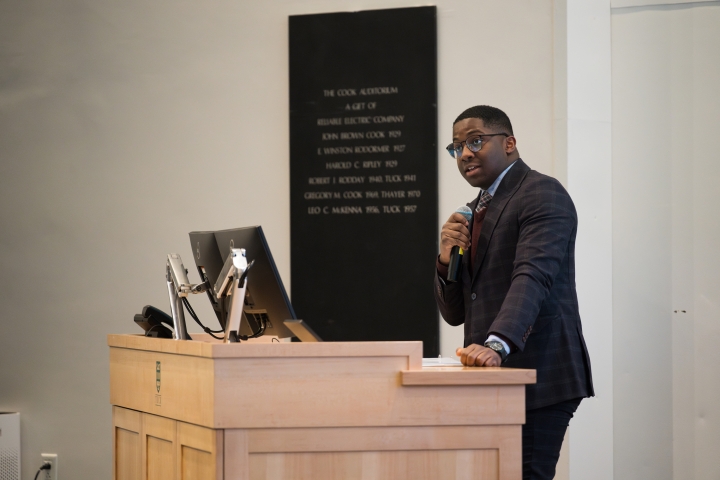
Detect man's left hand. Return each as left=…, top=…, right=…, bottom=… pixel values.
left=456, top=344, right=501, bottom=367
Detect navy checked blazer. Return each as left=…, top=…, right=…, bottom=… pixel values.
left=435, top=159, right=594, bottom=409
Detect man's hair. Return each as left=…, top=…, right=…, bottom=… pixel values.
left=453, top=105, right=513, bottom=135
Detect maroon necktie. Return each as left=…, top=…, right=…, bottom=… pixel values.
left=470, top=192, right=492, bottom=271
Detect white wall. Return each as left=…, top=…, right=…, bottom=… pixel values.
left=0, top=1, right=561, bottom=478
left=564, top=0, right=615, bottom=478
left=9, top=0, right=715, bottom=478
left=612, top=3, right=720, bottom=479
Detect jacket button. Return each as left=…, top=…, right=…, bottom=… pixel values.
left=471, top=293, right=476, bottom=300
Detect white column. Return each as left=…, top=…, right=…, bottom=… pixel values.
left=563, top=0, right=614, bottom=478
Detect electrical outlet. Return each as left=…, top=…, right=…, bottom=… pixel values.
left=41, top=453, right=58, bottom=480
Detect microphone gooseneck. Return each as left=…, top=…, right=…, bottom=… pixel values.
left=447, top=206, right=473, bottom=283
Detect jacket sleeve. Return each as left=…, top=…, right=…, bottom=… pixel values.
left=488, top=179, right=576, bottom=350
left=434, top=266, right=465, bottom=327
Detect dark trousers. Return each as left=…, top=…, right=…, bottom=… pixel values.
left=522, top=397, right=582, bottom=480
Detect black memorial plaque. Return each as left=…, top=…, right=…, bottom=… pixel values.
left=289, top=7, right=438, bottom=356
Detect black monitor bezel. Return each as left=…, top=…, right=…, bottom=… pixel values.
left=189, top=226, right=296, bottom=339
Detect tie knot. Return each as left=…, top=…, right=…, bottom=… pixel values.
left=475, top=192, right=492, bottom=212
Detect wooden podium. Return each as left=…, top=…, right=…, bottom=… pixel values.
left=109, top=334, right=535, bottom=480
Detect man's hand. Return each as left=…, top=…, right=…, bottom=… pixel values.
left=456, top=344, right=501, bottom=367
left=439, top=212, right=471, bottom=265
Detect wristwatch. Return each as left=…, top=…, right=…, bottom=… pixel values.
left=483, top=340, right=508, bottom=363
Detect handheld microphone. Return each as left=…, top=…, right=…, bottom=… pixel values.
left=447, top=206, right=473, bottom=282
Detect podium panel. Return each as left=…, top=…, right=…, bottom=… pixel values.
left=109, top=334, right=535, bottom=480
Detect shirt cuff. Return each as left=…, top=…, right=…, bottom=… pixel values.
left=436, top=256, right=449, bottom=280
left=486, top=335, right=510, bottom=355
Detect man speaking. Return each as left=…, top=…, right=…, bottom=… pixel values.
left=434, top=105, right=594, bottom=479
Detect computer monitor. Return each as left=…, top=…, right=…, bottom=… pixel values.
left=188, top=230, right=227, bottom=329
left=189, top=226, right=296, bottom=339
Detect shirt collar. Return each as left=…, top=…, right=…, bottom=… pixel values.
left=485, top=161, right=517, bottom=197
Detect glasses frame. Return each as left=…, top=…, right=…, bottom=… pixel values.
left=446, top=133, right=509, bottom=159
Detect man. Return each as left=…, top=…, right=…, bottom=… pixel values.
left=434, top=105, right=594, bottom=479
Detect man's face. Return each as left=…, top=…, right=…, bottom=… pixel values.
left=452, top=118, right=513, bottom=190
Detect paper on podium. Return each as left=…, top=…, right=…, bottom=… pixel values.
left=422, top=357, right=463, bottom=367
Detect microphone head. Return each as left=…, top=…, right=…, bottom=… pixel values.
left=455, top=205, right=473, bottom=223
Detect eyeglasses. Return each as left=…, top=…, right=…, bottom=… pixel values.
left=446, top=133, right=509, bottom=159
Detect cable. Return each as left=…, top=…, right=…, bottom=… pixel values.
left=238, top=259, right=254, bottom=285
left=34, top=462, right=51, bottom=480
left=144, top=324, right=172, bottom=338
left=240, top=312, right=266, bottom=340
left=145, top=324, right=161, bottom=336
left=181, top=297, right=224, bottom=340
left=219, top=293, right=227, bottom=329
left=182, top=297, right=216, bottom=330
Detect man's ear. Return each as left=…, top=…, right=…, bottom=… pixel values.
left=504, top=135, right=517, bottom=153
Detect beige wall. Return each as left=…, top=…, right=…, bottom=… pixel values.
left=612, top=3, right=720, bottom=479
left=0, top=1, right=561, bottom=478
left=7, top=1, right=715, bottom=479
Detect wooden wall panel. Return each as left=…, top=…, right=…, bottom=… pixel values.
left=147, top=437, right=174, bottom=480
left=116, top=429, right=142, bottom=480
left=114, top=407, right=142, bottom=480
left=248, top=450, right=498, bottom=480
left=224, top=429, right=249, bottom=480
left=177, top=420, right=222, bottom=480
left=214, top=357, right=525, bottom=428
left=246, top=425, right=514, bottom=453
left=110, top=348, right=215, bottom=428
left=242, top=425, right=520, bottom=479
left=181, top=447, right=213, bottom=480
left=143, top=412, right=177, bottom=480
left=114, top=407, right=223, bottom=480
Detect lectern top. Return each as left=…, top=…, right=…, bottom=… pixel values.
left=108, top=334, right=423, bottom=363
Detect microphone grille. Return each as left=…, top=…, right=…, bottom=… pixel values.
left=455, top=205, right=473, bottom=222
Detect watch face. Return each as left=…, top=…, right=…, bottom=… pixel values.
left=484, top=341, right=506, bottom=359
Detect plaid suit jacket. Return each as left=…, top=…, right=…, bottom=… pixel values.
left=435, top=159, right=594, bottom=409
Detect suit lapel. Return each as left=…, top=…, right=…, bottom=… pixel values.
left=471, top=159, right=530, bottom=283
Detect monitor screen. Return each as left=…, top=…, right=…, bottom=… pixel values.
left=189, top=226, right=296, bottom=339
